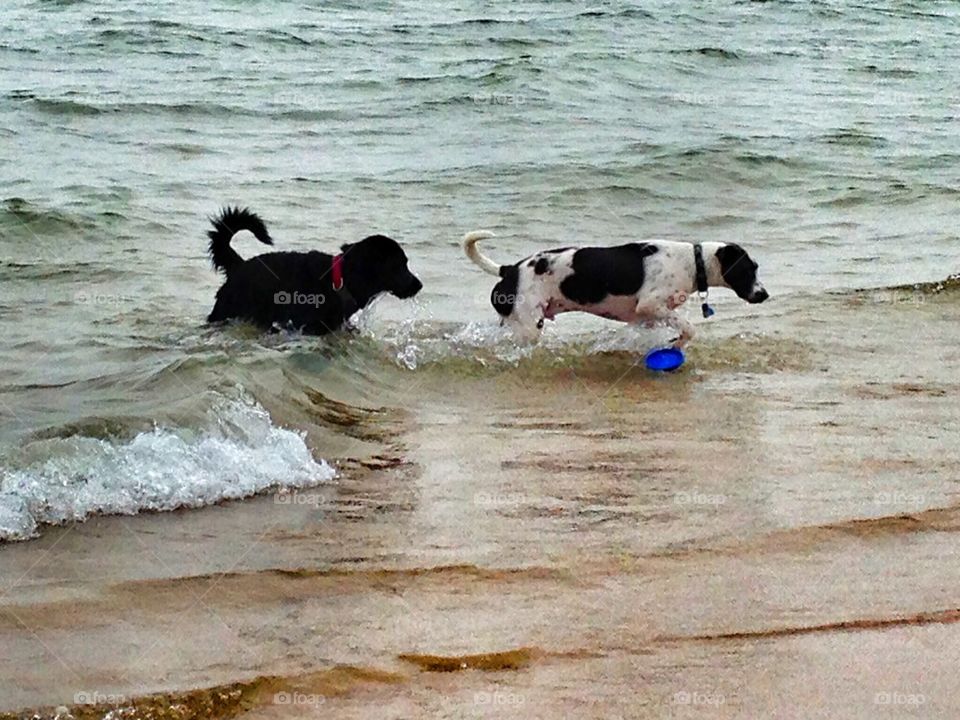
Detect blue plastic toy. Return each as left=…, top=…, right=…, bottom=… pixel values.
left=644, top=347, right=685, bottom=372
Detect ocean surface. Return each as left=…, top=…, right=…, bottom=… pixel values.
left=1, top=0, right=959, bottom=541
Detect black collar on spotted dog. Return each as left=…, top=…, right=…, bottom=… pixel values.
left=693, top=244, right=708, bottom=294
left=693, top=244, right=715, bottom=319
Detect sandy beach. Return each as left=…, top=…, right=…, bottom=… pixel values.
left=3, top=286, right=959, bottom=719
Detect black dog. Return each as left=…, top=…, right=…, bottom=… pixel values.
left=206, top=207, right=422, bottom=334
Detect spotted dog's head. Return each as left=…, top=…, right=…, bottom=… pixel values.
left=716, top=244, right=769, bottom=304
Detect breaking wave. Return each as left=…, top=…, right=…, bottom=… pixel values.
left=0, top=392, right=334, bottom=541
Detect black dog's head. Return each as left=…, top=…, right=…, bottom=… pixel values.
left=341, top=234, right=422, bottom=301
left=715, top=243, right=769, bottom=304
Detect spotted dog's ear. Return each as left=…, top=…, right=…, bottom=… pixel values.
left=715, top=243, right=749, bottom=268
left=716, top=244, right=760, bottom=300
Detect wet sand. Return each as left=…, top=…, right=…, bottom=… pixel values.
left=2, top=289, right=960, bottom=719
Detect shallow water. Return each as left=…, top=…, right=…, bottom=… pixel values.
left=2, top=0, right=959, bottom=537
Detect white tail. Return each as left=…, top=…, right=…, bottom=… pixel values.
left=462, top=231, right=501, bottom=276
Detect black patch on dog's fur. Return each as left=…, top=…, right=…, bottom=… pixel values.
left=491, top=264, right=520, bottom=317
left=205, top=208, right=421, bottom=334
left=533, top=257, right=550, bottom=275
left=559, top=243, right=659, bottom=305
left=716, top=244, right=760, bottom=300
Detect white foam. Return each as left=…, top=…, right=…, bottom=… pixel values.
left=0, top=394, right=335, bottom=542
left=370, top=310, right=671, bottom=370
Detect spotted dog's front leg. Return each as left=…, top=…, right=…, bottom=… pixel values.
left=669, top=314, right=695, bottom=348
left=634, top=301, right=696, bottom=348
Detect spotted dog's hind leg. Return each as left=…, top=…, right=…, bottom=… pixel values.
left=505, top=307, right=545, bottom=344
left=500, top=270, right=549, bottom=344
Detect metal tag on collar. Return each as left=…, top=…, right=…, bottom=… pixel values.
left=699, top=291, right=715, bottom=318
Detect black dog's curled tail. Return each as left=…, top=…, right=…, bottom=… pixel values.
left=207, top=206, right=273, bottom=275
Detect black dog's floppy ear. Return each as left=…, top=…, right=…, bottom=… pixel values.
left=340, top=242, right=354, bottom=254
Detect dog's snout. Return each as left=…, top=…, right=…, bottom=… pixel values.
left=395, top=275, right=422, bottom=299
left=750, top=288, right=769, bottom=304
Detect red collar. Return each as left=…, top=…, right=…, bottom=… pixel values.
left=331, top=254, right=344, bottom=290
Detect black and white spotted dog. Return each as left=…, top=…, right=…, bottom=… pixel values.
left=463, top=232, right=768, bottom=347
